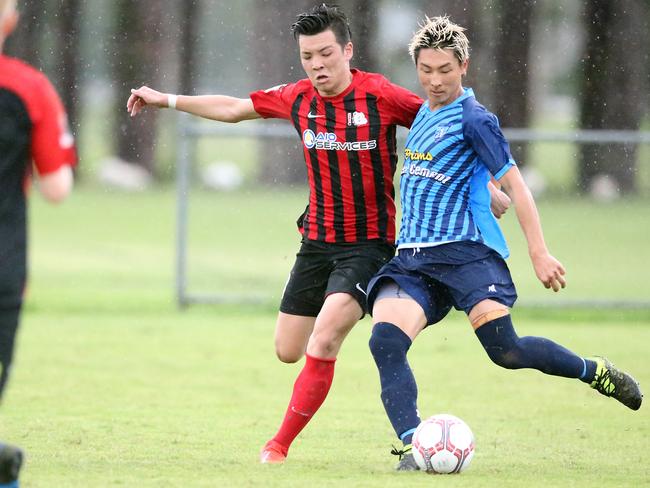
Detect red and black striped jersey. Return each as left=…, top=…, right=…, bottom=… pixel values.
left=250, top=69, right=422, bottom=244
left=0, top=54, right=77, bottom=258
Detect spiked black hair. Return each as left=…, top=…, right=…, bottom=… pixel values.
left=291, top=3, right=352, bottom=47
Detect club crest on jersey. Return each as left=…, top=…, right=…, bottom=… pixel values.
left=302, top=129, right=377, bottom=151
left=432, top=124, right=452, bottom=142
left=347, top=111, right=368, bottom=127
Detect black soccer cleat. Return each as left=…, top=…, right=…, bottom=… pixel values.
left=391, top=444, right=419, bottom=471
left=0, top=442, right=23, bottom=484
left=589, top=356, right=643, bottom=411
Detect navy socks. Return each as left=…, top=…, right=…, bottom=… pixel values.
left=369, top=316, right=597, bottom=447
left=369, top=322, right=420, bottom=445
left=475, top=315, right=597, bottom=383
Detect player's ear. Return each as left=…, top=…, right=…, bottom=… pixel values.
left=460, top=59, right=469, bottom=77
left=344, top=41, right=353, bottom=62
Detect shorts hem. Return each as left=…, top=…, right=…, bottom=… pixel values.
left=279, top=305, right=320, bottom=318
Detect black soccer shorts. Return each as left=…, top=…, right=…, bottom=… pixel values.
left=280, top=238, right=395, bottom=318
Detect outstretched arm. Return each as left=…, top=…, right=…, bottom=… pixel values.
left=499, top=166, right=566, bottom=292
left=126, top=86, right=261, bottom=123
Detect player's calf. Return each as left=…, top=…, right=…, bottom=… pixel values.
left=475, top=315, right=590, bottom=379
left=369, top=323, right=421, bottom=444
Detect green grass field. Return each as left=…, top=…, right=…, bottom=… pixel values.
left=1, top=186, right=649, bottom=487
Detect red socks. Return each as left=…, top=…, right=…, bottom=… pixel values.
left=270, top=354, right=336, bottom=454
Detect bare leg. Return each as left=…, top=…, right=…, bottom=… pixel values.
left=274, top=312, right=315, bottom=363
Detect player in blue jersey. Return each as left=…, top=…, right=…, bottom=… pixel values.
left=365, top=16, right=643, bottom=471
left=128, top=5, right=512, bottom=466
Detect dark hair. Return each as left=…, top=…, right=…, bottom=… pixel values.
left=291, top=3, right=352, bottom=47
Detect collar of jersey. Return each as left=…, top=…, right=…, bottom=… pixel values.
left=423, top=87, right=474, bottom=115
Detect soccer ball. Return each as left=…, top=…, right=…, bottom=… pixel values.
left=412, top=414, right=475, bottom=474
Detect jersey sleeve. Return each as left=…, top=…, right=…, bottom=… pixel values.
left=249, top=83, right=295, bottom=120
left=379, top=80, right=423, bottom=128
left=463, top=108, right=515, bottom=180
left=31, top=73, right=77, bottom=175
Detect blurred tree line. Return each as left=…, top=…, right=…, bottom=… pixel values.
left=5, top=0, right=649, bottom=194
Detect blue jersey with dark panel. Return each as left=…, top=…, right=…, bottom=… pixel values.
left=398, top=88, right=515, bottom=258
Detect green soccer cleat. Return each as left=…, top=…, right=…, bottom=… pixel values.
left=0, top=442, right=23, bottom=484
left=391, top=444, right=419, bottom=471
left=589, top=356, right=643, bottom=411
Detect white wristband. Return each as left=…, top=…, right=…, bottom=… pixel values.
left=168, top=94, right=178, bottom=109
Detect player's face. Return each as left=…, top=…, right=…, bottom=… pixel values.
left=298, top=29, right=353, bottom=97
left=416, top=48, right=468, bottom=111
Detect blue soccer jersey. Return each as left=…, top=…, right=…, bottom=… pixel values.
left=398, top=88, right=515, bottom=258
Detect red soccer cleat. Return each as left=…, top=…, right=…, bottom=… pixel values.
left=259, top=440, right=288, bottom=464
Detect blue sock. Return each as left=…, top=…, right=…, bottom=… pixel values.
left=369, top=322, right=420, bottom=445
left=475, top=315, right=595, bottom=382
left=0, top=482, right=19, bottom=488
left=580, top=357, right=598, bottom=384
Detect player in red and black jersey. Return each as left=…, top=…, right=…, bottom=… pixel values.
left=127, top=4, right=508, bottom=464
left=0, top=0, right=77, bottom=483
left=250, top=69, right=418, bottom=245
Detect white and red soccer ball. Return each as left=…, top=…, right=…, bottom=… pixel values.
left=412, top=414, right=475, bottom=474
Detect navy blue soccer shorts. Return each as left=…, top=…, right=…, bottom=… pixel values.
left=367, top=240, right=517, bottom=326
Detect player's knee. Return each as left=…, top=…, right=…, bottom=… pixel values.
left=274, top=335, right=304, bottom=363
left=368, top=330, right=384, bottom=360
left=369, top=322, right=411, bottom=363
left=307, top=332, right=339, bottom=358
left=470, top=306, right=509, bottom=329
left=275, top=350, right=303, bottom=364
left=483, top=345, right=524, bottom=370
left=274, top=344, right=304, bottom=364
left=475, top=315, right=525, bottom=370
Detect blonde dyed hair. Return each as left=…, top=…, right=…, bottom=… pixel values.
left=408, top=15, right=469, bottom=65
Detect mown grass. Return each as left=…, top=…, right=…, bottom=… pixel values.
left=0, top=186, right=648, bottom=487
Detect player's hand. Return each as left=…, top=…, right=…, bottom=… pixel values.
left=531, top=252, right=566, bottom=292
left=127, top=86, right=168, bottom=117
left=490, top=188, right=511, bottom=219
